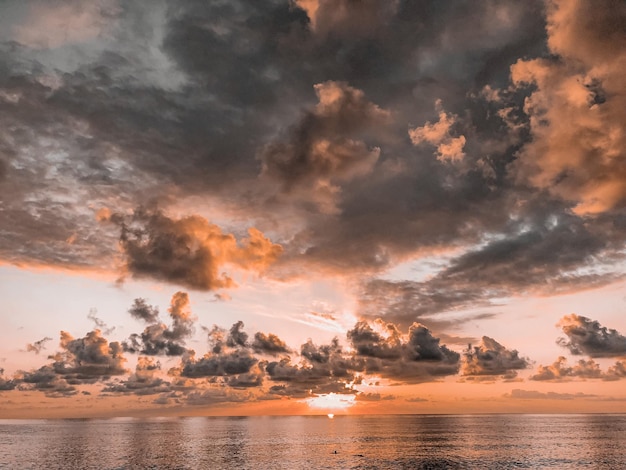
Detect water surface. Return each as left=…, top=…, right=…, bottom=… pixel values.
left=1, top=414, right=625, bottom=469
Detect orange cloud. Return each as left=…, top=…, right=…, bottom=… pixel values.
left=409, top=100, right=466, bottom=162
left=511, top=0, right=626, bottom=215
left=107, top=208, right=282, bottom=291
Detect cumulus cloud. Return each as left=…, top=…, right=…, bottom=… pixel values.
left=556, top=314, right=626, bottom=358
left=510, top=0, right=626, bottom=215
left=530, top=356, right=603, bottom=381
left=107, top=207, right=282, bottom=291
left=264, top=337, right=362, bottom=397
left=19, top=366, right=77, bottom=398
left=128, top=298, right=160, bottom=323
left=345, top=320, right=460, bottom=383
left=409, top=100, right=466, bottom=162
left=51, top=329, right=127, bottom=381
left=178, top=321, right=291, bottom=391
left=13, top=327, right=127, bottom=397
left=123, top=292, right=195, bottom=356
left=251, top=332, right=291, bottom=355
left=461, top=336, right=530, bottom=381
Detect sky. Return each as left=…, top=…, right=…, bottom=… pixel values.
left=1, top=0, right=626, bottom=418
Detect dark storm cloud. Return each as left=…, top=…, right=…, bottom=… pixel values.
left=556, top=315, right=626, bottom=358
left=123, top=292, right=195, bottom=357
left=25, top=336, right=52, bottom=354
left=461, top=336, right=530, bottom=381
left=107, top=208, right=282, bottom=291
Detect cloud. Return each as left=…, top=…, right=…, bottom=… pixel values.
left=251, top=332, right=291, bottom=356
left=51, top=329, right=127, bottom=381
left=507, top=389, right=598, bottom=400
left=25, top=336, right=53, bottom=354
left=409, top=100, right=466, bottom=162
left=557, top=314, right=626, bottom=357
left=14, top=328, right=127, bottom=397
left=260, top=81, right=388, bottom=214
left=356, top=392, right=396, bottom=402
left=181, top=350, right=258, bottom=379
left=510, top=0, right=626, bottom=215
left=123, top=292, right=195, bottom=356
left=264, top=337, right=362, bottom=397
left=108, top=207, right=282, bottom=291
left=87, top=308, right=115, bottom=335
left=226, top=321, right=249, bottom=348
left=345, top=320, right=460, bottom=383
left=461, top=336, right=530, bottom=380
left=128, top=298, right=160, bottom=323
left=0, top=369, right=17, bottom=391
left=10, top=1, right=119, bottom=49
left=102, top=357, right=172, bottom=396
left=19, top=366, right=77, bottom=398
left=530, top=356, right=603, bottom=381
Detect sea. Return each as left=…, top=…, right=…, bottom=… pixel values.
left=1, top=414, right=625, bottom=469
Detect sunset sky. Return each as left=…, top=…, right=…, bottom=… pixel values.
left=1, top=0, right=626, bottom=418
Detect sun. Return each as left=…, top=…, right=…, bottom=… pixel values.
left=305, top=393, right=356, bottom=412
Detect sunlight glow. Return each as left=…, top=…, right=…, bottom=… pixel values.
left=305, top=393, right=356, bottom=410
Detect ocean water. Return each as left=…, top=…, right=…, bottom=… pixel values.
left=1, top=414, right=625, bottom=469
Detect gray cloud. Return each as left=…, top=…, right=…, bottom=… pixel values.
left=101, top=357, right=171, bottom=396
left=557, top=314, right=626, bottom=358
left=50, top=329, right=127, bottom=382
left=123, top=292, right=195, bottom=356
left=251, top=332, right=291, bottom=356
left=461, top=336, right=530, bottom=381
left=19, top=366, right=77, bottom=398
left=0, top=369, right=16, bottom=391
left=128, top=298, right=160, bottom=323
left=0, top=0, right=622, bottom=319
